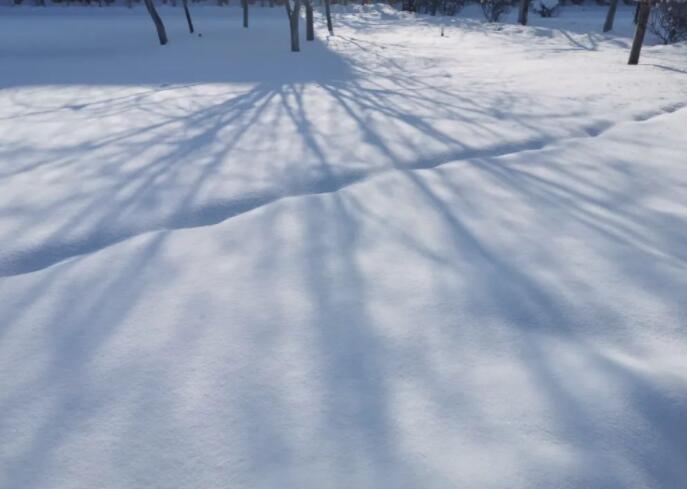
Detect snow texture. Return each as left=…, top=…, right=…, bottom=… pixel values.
left=1, top=4, right=687, bottom=489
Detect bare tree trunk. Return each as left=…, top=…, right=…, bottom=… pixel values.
left=603, top=0, right=619, bottom=32
left=243, top=0, right=249, bottom=27
left=183, top=0, right=195, bottom=33
left=628, top=0, right=650, bottom=64
left=518, top=0, right=529, bottom=25
left=286, top=0, right=301, bottom=52
left=324, top=0, right=334, bottom=35
left=144, top=0, right=168, bottom=45
left=306, top=0, right=314, bottom=40
left=634, top=1, right=641, bottom=23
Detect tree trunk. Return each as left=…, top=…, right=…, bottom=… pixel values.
left=243, top=0, right=249, bottom=28
left=634, top=1, right=641, bottom=24
left=603, top=0, right=619, bottom=32
left=144, top=0, right=168, bottom=45
left=518, top=0, right=529, bottom=25
left=183, top=0, right=195, bottom=33
left=306, top=0, right=314, bottom=40
left=286, top=0, right=301, bottom=52
left=628, top=0, right=650, bottom=64
left=324, top=0, right=334, bottom=35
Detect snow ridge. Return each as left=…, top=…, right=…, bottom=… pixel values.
left=2, top=102, right=684, bottom=278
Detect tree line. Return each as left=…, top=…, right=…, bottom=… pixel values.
left=11, top=0, right=686, bottom=63
left=129, top=0, right=335, bottom=50
left=404, top=0, right=686, bottom=63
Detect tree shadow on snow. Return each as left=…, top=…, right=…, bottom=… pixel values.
left=1, top=10, right=687, bottom=489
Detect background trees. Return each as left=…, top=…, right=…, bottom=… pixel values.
left=603, top=0, right=619, bottom=31
left=11, top=0, right=686, bottom=62
left=518, top=0, right=530, bottom=25
left=182, top=0, right=195, bottom=33
left=286, top=0, right=301, bottom=51
left=143, top=0, right=168, bottom=44
left=628, top=0, right=651, bottom=64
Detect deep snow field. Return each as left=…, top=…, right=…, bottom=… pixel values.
left=1, top=3, right=687, bottom=488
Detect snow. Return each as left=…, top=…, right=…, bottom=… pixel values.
left=1, top=4, right=687, bottom=489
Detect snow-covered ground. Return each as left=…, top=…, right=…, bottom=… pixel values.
left=1, top=4, right=686, bottom=488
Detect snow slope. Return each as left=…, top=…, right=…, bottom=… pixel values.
left=1, top=5, right=687, bottom=489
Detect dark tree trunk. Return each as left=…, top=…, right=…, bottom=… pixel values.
left=286, top=0, right=301, bottom=52
left=144, top=0, right=168, bottom=45
left=324, top=0, right=334, bottom=35
left=518, top=0, right=529, bottom=25
left=243, top=0, right=249, bottom=28
left=628, top=0, right=650, bottom=64
left=430, top=0, right=438, bottom=15
left=183, top=0, right=195, bottom=33
left=634, top=1, right=641, bottom=23
left=603, top=0, right=619, bottom=32
left=306, top=0, right=314, bottom=40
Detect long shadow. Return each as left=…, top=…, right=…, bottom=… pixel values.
left=0, top=22, right=560, bottom=277
left=649, top=64, right=687, bottom=75
left=2, top=8, right=687, bottom=488
left=4, top=4, right=652, bottom=278
left=0, top=10, right=350, bottom=88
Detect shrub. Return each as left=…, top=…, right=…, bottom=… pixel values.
left=649, top=0, right=687, bottom=44
left=441, top=0, right=465, bottom=15
left=533, top=0, right=560, bottom=16
left=405, top=0, right=465, bottom=15
left=480, top=0, right=511, bottom=21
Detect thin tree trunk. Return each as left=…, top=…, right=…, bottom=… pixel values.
left=324, top=0, right=333, bottom=35
left=634, top=1, right=641, bottom=23
left=286, top=0, right=301, bottom=52
left=603, top=0, right=619, bottom=32
left=243, top=0, right=249, bottom=28
left=628, top=0, right=650, bottom=64
left=306, top=0, right=314, bottom=40
left=183, top=0, right=195, bottom=33
left=144, top=0, right=168, bottom=45
left=518, top=0, right=529, bottom=25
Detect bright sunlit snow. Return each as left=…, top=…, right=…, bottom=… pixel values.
left=1, top=4, right=686, bottom=489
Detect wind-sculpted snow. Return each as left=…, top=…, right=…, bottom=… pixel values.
left=1, top=5, right=687, bottom=489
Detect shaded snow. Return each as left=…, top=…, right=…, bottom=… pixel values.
left=1, top=5, right=687, bottom=489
